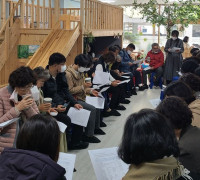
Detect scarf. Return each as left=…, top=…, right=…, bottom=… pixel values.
left=123, top=157, right=185, bottom=180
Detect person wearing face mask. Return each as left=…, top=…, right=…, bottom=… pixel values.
left=42, top=53, right=89, bottom=150
left=164, top=30, right=184, bottom=84
left=0, top=66, right=39, bottom=153
left=66, top=54, right=105, bottom=144
left=119, top=43, right=143, bottom=94
left=142, top=43, right=164, bottom=89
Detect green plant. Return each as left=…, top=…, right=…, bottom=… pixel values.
left=123, top=32, right=141, bottom=44
left=83, top=31, right=95, bottom=54
left=132, top=0, right=200, bottom=39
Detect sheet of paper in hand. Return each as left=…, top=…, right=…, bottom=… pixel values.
left=93, top=71, right=110, bottom=85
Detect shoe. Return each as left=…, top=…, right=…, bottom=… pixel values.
left=120, top=99, right=130, bottom=104
left=110, top=109, right=121, bottom=116
left=68, top=141, right=89, bottom=150
left=126, top=91, right=132, bottom=96
left=82, top=135, right=101, bottom=143
left=138, top=86, right=144, bottom=91
left=100, top=121, right=107, bottom=127
left=131, top=89, right=137, bottom=95
left=153, top=86, right=160, bottom=89
left=142, top=84, right=149, bottom=90
left=125, top=94, right=131, bottom=98
left=94, top=128, right=106, bottom=135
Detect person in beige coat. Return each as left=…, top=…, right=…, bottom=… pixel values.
left=66, top=54, right=105, bottom=144
left=0, top=66, right=39, bottom=153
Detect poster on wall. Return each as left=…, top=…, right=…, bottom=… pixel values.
left=18, top=45, right=40, bottom=59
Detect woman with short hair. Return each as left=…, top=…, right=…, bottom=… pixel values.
left=0, top=66, right=39, bottom=153
left=0, top=114, right=66, bottom=179
left=118, top=109, right=192, bottom=180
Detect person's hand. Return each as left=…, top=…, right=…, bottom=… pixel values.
left=168, top=48, right=172, bottom=52
left=150, top=67, right=155, bottom=70
left=38, top=103, right=51, bottom=112
left=128, top=62, right=133, bottom=66
left=92, top=73, right=95, bottom=78
left=91, top=89, right=99, bottom=97
left=114, top=70, right=120, bottom=74
left=16, top=95, right=34, bottom=111
left=74, top=104, right=83, bottom=110
left=111, top=80, right=120, bottom=87
left=47, top=108, right=57, bottom=114
left=83, top=82, right=92, bottom=89
left=56, top=105, right=66, bottom=112
left=176, top=49, right=180, bottom=53
left=121, top=72, right=124, bottom=75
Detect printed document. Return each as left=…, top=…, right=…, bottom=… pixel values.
left=0, top=118, right=19, bottom=128
left=93, top=71, right=110, bottom=84
left=86, top=96, right=105, bottom=109
left=57, top=121, right=67, bottom=133
left=117, top=79, right=130, bottom=85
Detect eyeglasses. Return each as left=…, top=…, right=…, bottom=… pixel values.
left=19, top=85, right=34, bottom=91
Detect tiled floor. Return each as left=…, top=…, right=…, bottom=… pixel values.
left=70, top=89, right=161, bottom=180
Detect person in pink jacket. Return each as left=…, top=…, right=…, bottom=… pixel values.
left=0, top=66, right=39, bottom=153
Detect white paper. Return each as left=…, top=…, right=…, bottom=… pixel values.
left=171, top=47, right=181, bottom=52
left=123, top=72, right=131, bottom=75
left=121, top=76, right=130, bottom=79
left=99, top=86, right=110, bottom=93
left=143, top=66, right=151, bottom=71
left=67, top=107, right=91, bottom=127
left=89, top=147, right=129, bottom=180
left=86, top=96, right=105, bottom=109
left=57, top=121, right=67, bottom=133
left=57, top=152, right=76, bottom=180
left=0, top=118, right=19, bottom=128
left=149, top=99, right=161, bottom=108
left=117, top=79, right=130, bottom=85
left=93, top=71, right=110, bottom=84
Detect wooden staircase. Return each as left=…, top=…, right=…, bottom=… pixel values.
left=27, top=23, right=80, bottom=69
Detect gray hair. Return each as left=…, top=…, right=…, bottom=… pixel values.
left=33, top=66, right=50, bottom=80
left=152, top=43, right=159, bottom=48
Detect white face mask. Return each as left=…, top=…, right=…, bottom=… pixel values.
left=31, top=86, right=40, bottom=101
left=172, top=37, right=177, bottom=40
left=60, top=65, right=67, bottom=73
left=78, top=67, right=87, bottom=73
left=127, top=50, right=132, bottom=55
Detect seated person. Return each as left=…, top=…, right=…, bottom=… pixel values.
left=190, top=48, right=199, bottom=57
left=179, top=73, right=200, bottom=99
left=119, top=43, right=143, bottom=92
left=164, top=81, right=200, bottom=128
left=142, top=43, right=164, bottom=89
left=118, top=109, right=194, bottom=180
left=66, top=54, right=105, bottom=144
left=181, top=58, right=199, bottom=73
left=0, top=114, right=66, bottom=179
left=42, top=53, right=88, bottom=150
left=157, top=96, right=200, bottom=175
left=93, top=52, right=126, bottom=117
left=0, top=66, right=39, bottom=153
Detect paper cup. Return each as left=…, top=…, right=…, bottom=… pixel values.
left=85, top=77, right=91, bottom=83
left=50, top=112, right=58, bottom=116
left=43, top=97, right=52, bottom=104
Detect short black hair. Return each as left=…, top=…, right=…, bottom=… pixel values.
left=181, top=59, right=199, bottom=73
left=183, top=36, right=189, bottom=43
left=114, top=44, right=121, bottom=51
left=118, top=109, right=179, bottom=165
left=109, top=46, right=118, bottom=53
left=190, top=48, right=199, bottom=55
left=9, top=66, right=36, bottom=89
left=195, top=66, right=200, bottom=77
left=48, top=53, right=66, bottom=66
left=171, top=30, right=179, bottom=37
left=152, top=43, right=159, bottom=47
left=157, top=96, right=193, bottom=129
left=180, top=73, right=200, bottom=92
left=16, top=114, right=60, bottom=162
left=102, top=52, right=116, bottom=64
left=74, top=54, right=92, bottom=68
left=127, top=43, right=135, bottom=50
left=164, top=81, right=195, bottom=105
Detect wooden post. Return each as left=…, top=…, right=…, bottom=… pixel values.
left=36, top=0, right=40, bottom=28
left=10, top=1, right=14, bottom=26
left=158, top=5, right=161, bottom=44
left=53, top=0, right=60, bottom=26
left=48, top=0, right=52, bottom=28
left=1, top=0, right=6, bottom=27
left=43, top=0, right=45, bottom=28
left=31, top=0, right=34, bottom=28
left=20, top=0, right=25, bottom=28
left=26, top=0, right=29, bottom=28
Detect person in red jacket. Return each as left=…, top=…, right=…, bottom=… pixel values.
left=142, top=43, right=164, bottom=89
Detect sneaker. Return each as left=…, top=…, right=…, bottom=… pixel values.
left=94, top=128, right=106, bottom=135
left=142, top=84, right=149, bottom=90
left=115, top=105, right=126, bottom=110
left=125, top=94, right=131, bottom=98
left=82, top=135, right=101, bottom=143
left=120, top=99, right=130, bottom=104
left=68, top=141, right=89, bottom=150
left=126, top=91, right=132, bottom=96
left=100, top=121, right=107, bottom=127
left=138, top=86, right=144, bottom=91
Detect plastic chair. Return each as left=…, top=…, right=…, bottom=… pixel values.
left=149, top=72, right=163, bottom=89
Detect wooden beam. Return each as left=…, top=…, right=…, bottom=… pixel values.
left=1, top=0, right=6, bottom=26
left=89, top=29, right=123, bottom=37
left=26, top=0, right=29, bottom=28
left=20, top=0, right=25, bottom=28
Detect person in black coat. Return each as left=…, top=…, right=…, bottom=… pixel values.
left=0, top=114, right=66, bottom=180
